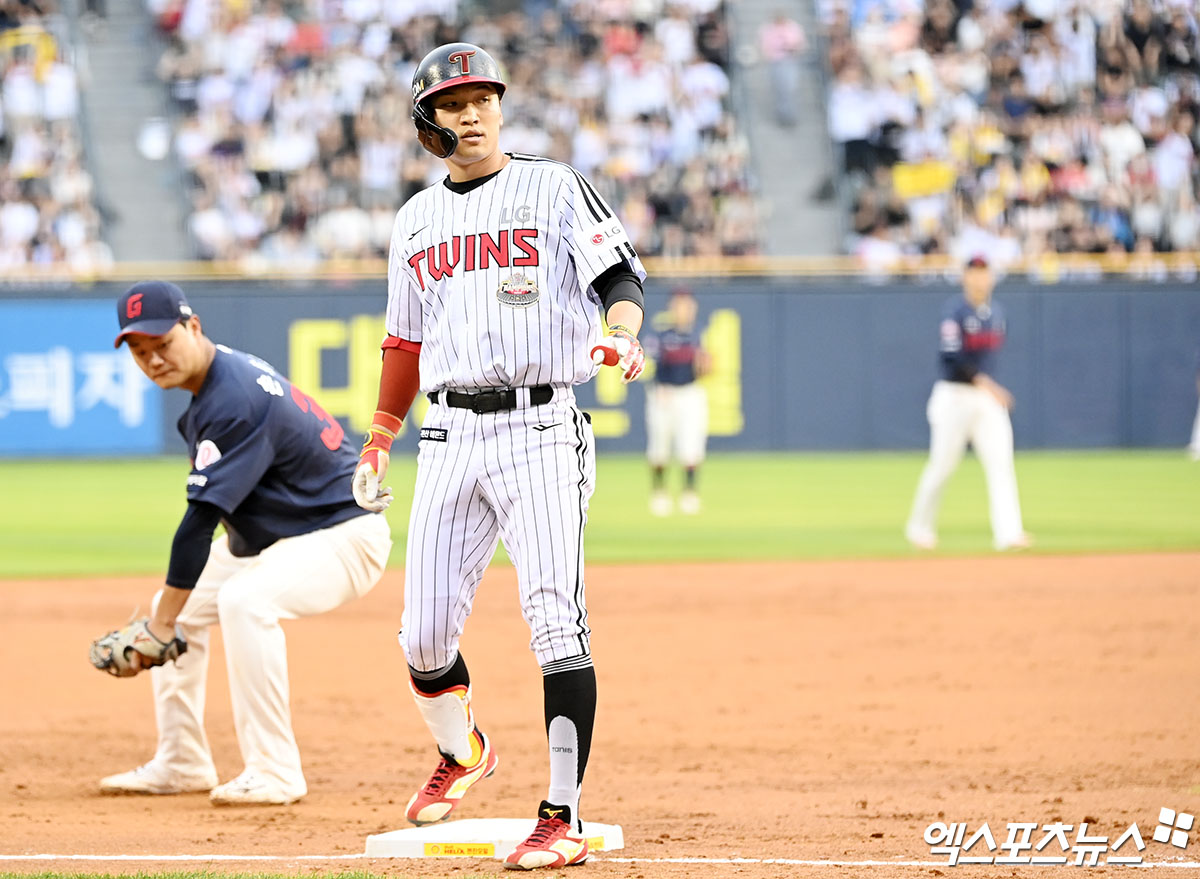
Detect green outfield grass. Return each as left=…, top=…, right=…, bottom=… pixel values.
left=1, top=450, right=1198, bottom=578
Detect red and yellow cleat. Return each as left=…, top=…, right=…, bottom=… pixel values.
left=404, top=728, right=498, bottom=825
left=504, top=801, right=590, bottom=870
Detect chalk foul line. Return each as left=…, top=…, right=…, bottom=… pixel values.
left=2, top=853, right=1200, bottom=868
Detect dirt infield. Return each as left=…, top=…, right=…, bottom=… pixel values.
left=3, top=554, right=1199, bottom=877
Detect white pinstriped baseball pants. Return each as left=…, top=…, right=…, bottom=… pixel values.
left=400, top=386, right=596, bottom=673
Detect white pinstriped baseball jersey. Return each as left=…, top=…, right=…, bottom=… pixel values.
left=385, top=152, right=647, bottom=391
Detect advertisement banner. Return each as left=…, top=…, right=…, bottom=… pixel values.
left=2, top=278, right=1198, bottom=455
left=0, top=300, right=161, bottom=454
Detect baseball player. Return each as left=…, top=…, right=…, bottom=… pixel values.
left=92, top=280, right=392, bottom=805
left=644, top=288, right=711, bottom=516
left=1188, top=346, right=1200, bottom=460
left=905, top=256, right=1033, bottom=552
left=350, top=43, right=645, bottom=870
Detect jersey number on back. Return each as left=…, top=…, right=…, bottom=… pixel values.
left=290, top=385, right=345, bottom=451
left=256, top=368, right=345, bottom=451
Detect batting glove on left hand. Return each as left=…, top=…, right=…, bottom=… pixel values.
left=352, top=410, right=402, bottom=512
left=590, top=325, right=645, bottom=384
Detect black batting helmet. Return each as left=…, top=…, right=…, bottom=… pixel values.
left=411, top=42, right=507, bottom=158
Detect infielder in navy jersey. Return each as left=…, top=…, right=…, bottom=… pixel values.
left=644, top=288, right=710, bottom=516
left=94, top=281, right=391, bottom=805
left=350, top=43, right=646, bottom=870
left=905, top=256, right=1032, bottom=552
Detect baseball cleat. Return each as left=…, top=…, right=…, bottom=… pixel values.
left=99, top=761, right=217, bottom=795
left=679, top=491, right=701, bottom=515
left=210, top=770, right=302, bottom=806
left=996, top=532, right=1035, bottom=552
left=904, top=525, right=937, bottom=551
left=405, top=728, right=498, bottom=825
left=504, top=800, right=589, bottom=870
left=649, top=491, right=672, bottom=517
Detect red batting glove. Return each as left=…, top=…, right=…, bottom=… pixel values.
left=352, top=410, right=402, bottom=512
left=589, top=325, right=645, bottom=384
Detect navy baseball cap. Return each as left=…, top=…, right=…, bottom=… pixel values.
left=114, top=281, right=194, bottom=347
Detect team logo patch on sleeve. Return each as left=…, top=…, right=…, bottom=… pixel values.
left=194, top=439, right=222, bottom=470
left=496, top=273, right=539, bottom=308
left=940, top=319, right=962, bottom=351
left=581, top=219, right=629, bottom=252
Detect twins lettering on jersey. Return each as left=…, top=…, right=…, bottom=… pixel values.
left=408, top=229, right=540, bottom=291
left=384, top=154, right=648, bottom=390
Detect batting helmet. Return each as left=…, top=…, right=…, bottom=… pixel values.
left=411, top=42, right=507, bottom=158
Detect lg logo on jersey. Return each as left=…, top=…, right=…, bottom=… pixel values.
left=499, top=204, right=532, bottom=224
left=586, top=221, right=622, bottom=248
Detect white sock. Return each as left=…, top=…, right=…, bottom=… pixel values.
left=547, top=714, right=581, bottom=826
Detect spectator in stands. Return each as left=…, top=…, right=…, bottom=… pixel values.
left=828, top=62, right=876, bottom=180
left=0, top=10, right=111, bottom=273
left=822, top=0, right=1200, bottom=275
left=759, top=9, right=807, bottom=127
left=157, top=0, right=758, bottom=263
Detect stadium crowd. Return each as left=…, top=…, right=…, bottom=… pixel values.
left=146, top=0, right=759, bottom=265
left=0, top=0, right=111, bottom=273
left=823, top=0, right=1200, bottom=273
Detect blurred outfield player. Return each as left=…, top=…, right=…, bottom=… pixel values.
left=93, top=281, right=391, bottom=805
left=349, top=43, right=646, bottom=870
left=1189, top=346, right=1200, bottom=460
left=644, top=288, right=711, bottom=515
left=905, top=256, right=1033, bottom=552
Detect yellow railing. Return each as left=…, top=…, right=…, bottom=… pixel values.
left=2, top=252, right=1199, bottom=284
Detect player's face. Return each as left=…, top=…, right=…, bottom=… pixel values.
left=430, top=83, right=504, bottom=179
left=125, top=318, right=209, bottom=393
left=962, top=265, right=994, bottom=306
left=670, top=294, right=697, bottom=328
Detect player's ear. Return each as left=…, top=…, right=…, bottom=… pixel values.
left=417, top=128, right=436, bottom=153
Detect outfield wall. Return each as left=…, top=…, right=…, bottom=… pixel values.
left=0, top=278, right=1197, bottom=455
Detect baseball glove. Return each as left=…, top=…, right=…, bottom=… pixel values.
left=89, top=617, right=187, bottom=678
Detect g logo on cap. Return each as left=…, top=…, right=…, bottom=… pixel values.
left=126, top=293, right=143, bottom=319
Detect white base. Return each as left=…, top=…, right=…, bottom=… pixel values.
left=365, top=818, right=624, bottom=860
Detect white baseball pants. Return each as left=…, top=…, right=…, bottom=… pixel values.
left=147, top=512, right=392, bottom=797
left=400, top=386, right=596, bottom=673
left=645, top=382, right=708, bottom=467
left=907, top=380, right=1026, bottom=549
left=1189, top=390, right=1200, bottom=457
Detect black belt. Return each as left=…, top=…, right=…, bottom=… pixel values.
left=428, top=385, right=554, bottom=414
